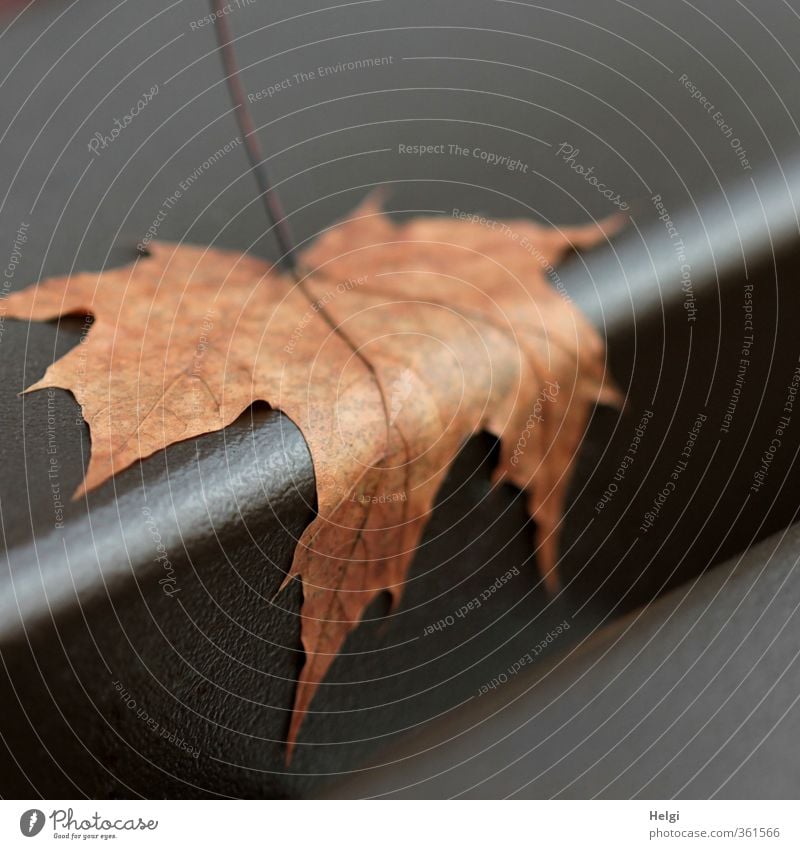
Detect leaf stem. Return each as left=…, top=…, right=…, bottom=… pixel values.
left=209, top=1, right=298, bottom=276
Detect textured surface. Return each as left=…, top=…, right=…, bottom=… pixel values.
left=324, top=522, right=800, bottom=799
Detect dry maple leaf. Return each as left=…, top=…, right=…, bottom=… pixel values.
left=2, top=196, right=620, bottom=757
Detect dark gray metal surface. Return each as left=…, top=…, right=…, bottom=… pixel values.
left=324, top=522, right=800, bottom=799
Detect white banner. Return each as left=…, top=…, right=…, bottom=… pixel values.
left=1, top=800, right=798, bottom=848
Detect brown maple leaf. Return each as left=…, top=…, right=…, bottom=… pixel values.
left=2, top=196, right=620, bottom=757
